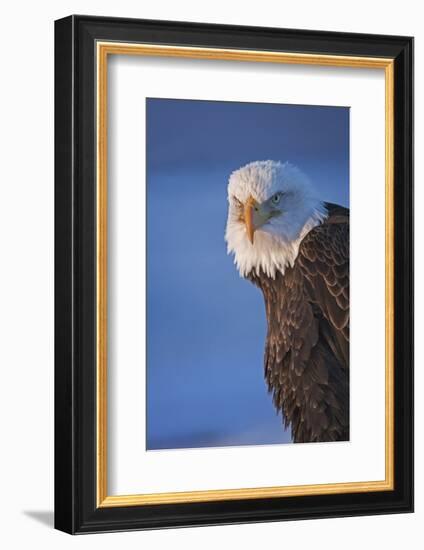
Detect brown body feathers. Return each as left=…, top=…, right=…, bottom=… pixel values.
left=248, top=203, right=349, bottom=443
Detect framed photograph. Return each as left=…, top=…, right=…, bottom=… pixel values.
left=54, top=15, right=413, bottom=534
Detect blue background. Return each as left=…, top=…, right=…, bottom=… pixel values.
left=146, top=98, right=349, bottom=450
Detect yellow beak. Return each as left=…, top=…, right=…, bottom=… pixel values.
left=244, top=195, right=275, bottom=244
left=244, top=196, right=257, bottom=244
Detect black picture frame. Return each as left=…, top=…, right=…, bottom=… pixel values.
left=55, top=14, right=414, bottom=534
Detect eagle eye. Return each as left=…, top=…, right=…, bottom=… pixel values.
left=271, top=192, right=283, bottom=205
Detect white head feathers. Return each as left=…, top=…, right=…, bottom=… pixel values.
left=225, top=160, right=327, bottom=278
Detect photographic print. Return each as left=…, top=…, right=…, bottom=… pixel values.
left=146, top=98, right=349, bottom=450
left=55, top=17, right=413, bottom=533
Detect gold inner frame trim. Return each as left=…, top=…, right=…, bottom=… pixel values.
left=96, top=41, right=395, bottom=508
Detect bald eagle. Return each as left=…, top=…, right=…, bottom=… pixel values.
left=225, top=161, right=349, bottom=443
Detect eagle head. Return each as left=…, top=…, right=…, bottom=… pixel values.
left=225, top=160, right=326, bottom=279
